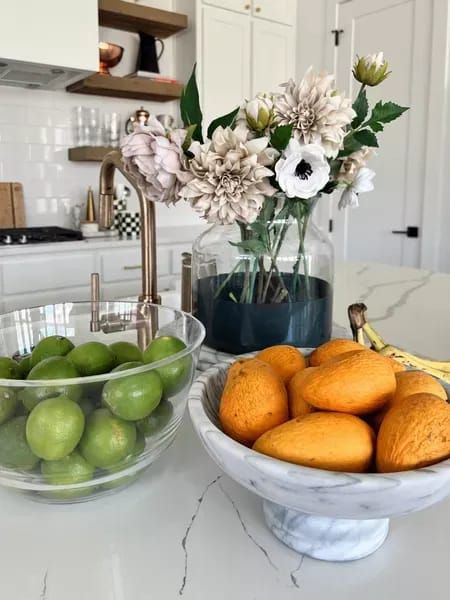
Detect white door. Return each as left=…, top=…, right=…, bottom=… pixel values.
left=251, top=19, right=295, bottom=95
left=332, top=0, right=434, bottom=267
left=199, top=5, right=251, bottom=127
left=252, top=0, right=296, bottom=25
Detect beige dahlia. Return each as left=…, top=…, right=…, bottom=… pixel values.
left=273, top=68, right=355, bottom=158
left=179, top=126, right=276, bottom=225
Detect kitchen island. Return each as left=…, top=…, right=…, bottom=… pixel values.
left=1, top=261, right=449, bottom=600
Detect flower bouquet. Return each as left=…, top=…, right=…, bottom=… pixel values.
left=121, top=53, right=408, bottom=354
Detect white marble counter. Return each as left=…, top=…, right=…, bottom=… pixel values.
left=2, top=261, right=450, bottom=600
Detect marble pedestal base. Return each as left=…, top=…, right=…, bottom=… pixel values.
left=263, top=500, right=389, bottom=562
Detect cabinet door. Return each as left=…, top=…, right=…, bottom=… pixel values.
left=252, top=0, right=296, bottom=25
left=251, top=19, right=295, bottom=95
left=203, top=0, right=251, bottom=15
left=200, top=6, right=251, bottom=126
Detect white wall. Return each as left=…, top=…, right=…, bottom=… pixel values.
left=0, top=0, right=202, bottom=231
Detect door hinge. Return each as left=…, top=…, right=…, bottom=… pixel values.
left=331, top=29, right=344, bottom=46
left=329, top=219, right=333, bottom=233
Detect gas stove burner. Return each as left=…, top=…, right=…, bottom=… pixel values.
left=0, top=227, right=83, bottom=246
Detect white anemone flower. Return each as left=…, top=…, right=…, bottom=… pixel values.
left=275, top=139, right=330, bottom=199
left=338, top=167, right=375, bottom=209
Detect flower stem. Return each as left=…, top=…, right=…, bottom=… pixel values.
left=213, top=259, right=244, bottom=300
left=292, top=201, right=311, bottom=300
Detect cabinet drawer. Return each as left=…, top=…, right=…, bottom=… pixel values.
left=1, top=252, right=95, bottom=295
left=100, top=247, right=170, bottom=283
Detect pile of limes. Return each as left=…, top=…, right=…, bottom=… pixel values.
left=0, top=333, right=190, bottom=499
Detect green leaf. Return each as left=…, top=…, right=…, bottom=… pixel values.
left=230, top=239, right=267, bottom=255
left=180, top=64, right=203, bottom=143
left=354, top=129, right=379, bottom=147
left=370, top=101, right=409, bottom=125
left=339, top=134, right=362, bottom=157
left=182, top=124, right=197, bottom=152
left=369, top=121, right=384, bottom=133
left=207, top=107, right=240, bottom=139
left=352, top=90, right=368, bottom=129
left=270, top=125, right=293, bottom=152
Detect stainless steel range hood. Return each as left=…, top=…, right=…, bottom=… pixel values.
left=0, top=59, right=92, bottom=91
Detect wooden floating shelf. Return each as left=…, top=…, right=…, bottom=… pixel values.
left=66, top=73, right=183, bottom=101
left=68, top=146, right=119, bottom=162
left=98, top=0, right=188, bottom=38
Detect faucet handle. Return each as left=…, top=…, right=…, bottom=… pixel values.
left=181, top=252, right=192, bottom=313
left=90, top=272, right=101, bottom=332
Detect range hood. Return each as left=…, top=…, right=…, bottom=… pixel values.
left=0, top=59, right=92, bottom=91
left=0, top=0, right=98, bottom=91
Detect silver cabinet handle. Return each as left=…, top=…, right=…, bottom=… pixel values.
left=123, top=265, right=142, bottom=270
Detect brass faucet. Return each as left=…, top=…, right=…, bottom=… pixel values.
left=98, top=150, right=160, bottom=305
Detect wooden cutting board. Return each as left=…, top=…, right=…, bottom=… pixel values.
left=0, top=182, right=26, bottom=228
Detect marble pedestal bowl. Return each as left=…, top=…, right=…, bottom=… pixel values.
left=189, top=360, right=450, bottom=562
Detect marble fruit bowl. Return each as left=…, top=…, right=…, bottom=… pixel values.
left=188, top=358, right=450, bottom=562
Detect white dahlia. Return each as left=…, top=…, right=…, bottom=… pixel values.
left=273, top=67, right=355, bottom=158
left=179, top=126, right=276, bottom=225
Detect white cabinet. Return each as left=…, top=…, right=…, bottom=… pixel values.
left=252, top=0, right=296, bottom=25
left=252, top=19, right=295, bottom=94
left=203, top=0, right=251, bottom=14
left=199, top=5, right=251, bottom=125
left=0, top=0, right=97, bottom=90
left=198, top=0, right=297, bottom=125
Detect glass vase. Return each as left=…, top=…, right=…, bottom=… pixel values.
left=191, top=194, right=334, bottom=354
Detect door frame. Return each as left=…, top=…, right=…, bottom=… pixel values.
left=325, top=0, right=447, bottom=270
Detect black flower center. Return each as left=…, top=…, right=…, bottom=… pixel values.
left=295, top=159, right=313, bottom=180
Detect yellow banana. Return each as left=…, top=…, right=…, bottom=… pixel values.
left=347, top=303, right=450, bottom=385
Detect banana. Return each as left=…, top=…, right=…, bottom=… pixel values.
left=347, top=303, right=450, bottom=384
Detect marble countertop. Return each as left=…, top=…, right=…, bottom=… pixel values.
left=2, top=261, right=450, bottom=600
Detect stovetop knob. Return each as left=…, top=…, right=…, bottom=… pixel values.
left=18, top=234, right=28, bottom=244
left=2, top=234, right=12, bottom=245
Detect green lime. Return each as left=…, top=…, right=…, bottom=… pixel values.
left=143, top=336, right=191, bottom=396
left=30, top=335, right=74, bottom=368
left=137, top=399, right=173, bottom=437
left=109, top=342, right=142, bottom=367
left=0, top=416, right=39, bottom=470
left=16, top=356, right=32, bottom=379
left=40, top=450, right=95, bottom=500
left=102, top=370, right=162, bottom=421
left=68, top=342, right=115, bottom=376
left=111, top=361, right=144, bottom=373
left=102, top=431, right=145, bottom=490
left=26, top=396, right=85, bottom=460
left=0, top=357, right=20, bottom=380
left=79, top=408, right=136, bottom=468
left=0, top=387, right=18, bottom=425
left=20, top=356, right=82, bottom=411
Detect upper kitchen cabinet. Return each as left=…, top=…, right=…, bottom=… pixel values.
left=198, top=5, right=251, bottom=126
left=252, top=19, right=295, bottom=94
left=0, top=0, right=98, bottom=90
left=197, top=0, right=297, bottom=125
left=202, top=0, right=252, bottom=15
left=252, top=0, right=296, bottom=26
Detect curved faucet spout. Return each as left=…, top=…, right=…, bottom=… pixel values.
left=99, top=150, right=159, bottom=305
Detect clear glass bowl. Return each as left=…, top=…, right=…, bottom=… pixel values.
left=0, top=301, right=205, bottom=503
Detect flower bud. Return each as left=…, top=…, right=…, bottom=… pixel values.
left=352, top=52, right=390, bottom=87
left=244, top=94, right=274, bottom=132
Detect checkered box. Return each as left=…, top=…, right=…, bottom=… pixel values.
left=112, top=198, right=127, bottom=231
left=118, top=211, right=140, bottom=238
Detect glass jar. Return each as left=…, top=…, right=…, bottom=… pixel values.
left=192, top=195, right=334, bottom=354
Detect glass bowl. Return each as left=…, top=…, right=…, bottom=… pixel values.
left=0, top=301, right=205, bottom=503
